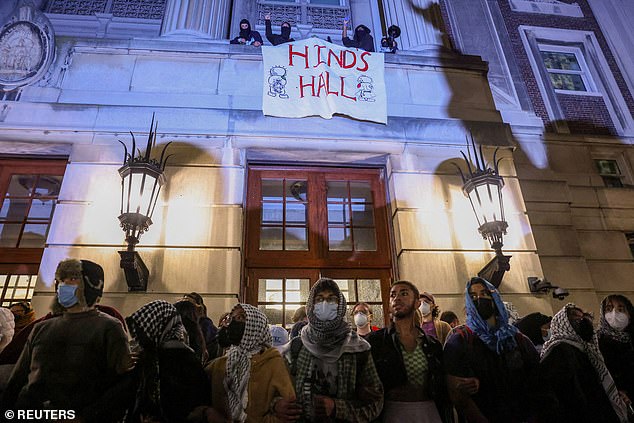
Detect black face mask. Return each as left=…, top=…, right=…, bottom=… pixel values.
left=572, top=317, right=594, bottom=342
left=474, top=298, right=496, bottom=320
left=217, top=320, right=246, bottom=348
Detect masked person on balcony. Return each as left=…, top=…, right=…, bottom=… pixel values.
left=443, top=277, right=540, bottom=423
left=367, top=281, right=451, bottom=423
left=598, top=295, right=634, bottom=415
left=206, top=303, right=299, bottom=422
left=419, top=291, right=452, bottom=346
left=2, top=259, right=133, bottom=422
left=265, top=13, right=295, bottom=46
left=284, top=277, right=383, bottom=422
left=342, top=18, right=375, bottom=52
left=230, top=19, right=263, bottom=47
left=538, top=303, right=630, bottom=423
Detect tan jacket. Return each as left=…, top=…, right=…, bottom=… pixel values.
left=206, top=346, right=295, bottom=423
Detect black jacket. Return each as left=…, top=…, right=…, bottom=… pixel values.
left=343, top=25, right=375, bottom=52
left=599, top=334, right=634, bottom=400
left=367, top=326, right=452, bottom=422
left=265, top=20, right=294, bottom=46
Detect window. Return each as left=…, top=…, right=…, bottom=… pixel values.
left=0, top=158, right=67, bottom=306
left=595, top=159, right=625, bottom=188
left=245, top=167, right=393, bottom=327
left=539, top=45, right=594, bottom=93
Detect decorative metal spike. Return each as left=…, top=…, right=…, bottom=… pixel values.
left=158, top=141, right=173, bottom=167
left=130, top=132, right=137, bottom=160
left=452, top=162, right=467, bottom=183
left=162, top=154, right=175, bottom=170
left=461, top=151, right=474, bottom=176
left=118, top=140, right=128, bottom=164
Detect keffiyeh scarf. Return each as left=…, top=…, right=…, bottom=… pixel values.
left=225, top=303, right=272, bottom=423
left=541, top=303, right=628, bottom=423
left=465, top=278, right=519, bottom=354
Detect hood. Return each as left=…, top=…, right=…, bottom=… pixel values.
left=239, top=19, right=252, bottom=38
left=354, top=25, right=371, bottom=41
left=281, top=22, right=292, bottom=39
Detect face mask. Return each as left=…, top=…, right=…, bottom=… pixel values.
left=605, top=311, right=630, bottom=331
left=543, top=329, right=551, bottom=343
left=217, top=320, right=246, bottom=348
left=314, top=302, right=338, bottom=321
left=572, top=318, right=594, bottom=342
left=474, top=298, right=495, bottom=320
left=57, top=283, right=79, bottom=308
left=354, top=312, right=368, bottom=327
left=419, top=302, right=432, bottom=316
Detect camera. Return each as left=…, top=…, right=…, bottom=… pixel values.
left=380, top=25, right=400, bottom=53
left=552, top=287, right=570, bottom=300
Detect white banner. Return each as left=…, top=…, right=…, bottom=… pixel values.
left=262, top=38, right=387, bottom=124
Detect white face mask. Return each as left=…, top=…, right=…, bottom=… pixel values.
left=314, top=302, right=338, bottom=321
left=605, top=311, right=630, bottom=331
left=419, top=302, right=432, bottom=316
left=354, top=312, right=368, bottom=327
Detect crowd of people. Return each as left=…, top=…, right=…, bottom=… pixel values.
left=0, top=257, right=632, bottom=422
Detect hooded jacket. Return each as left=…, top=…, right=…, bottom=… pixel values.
left=265, top=19, right=294, bottom=46
left=343, top=24, right=375, bottom=52
left=206, top=347, right=295, bottom=423
left=230, top=19, right=263, bottom=45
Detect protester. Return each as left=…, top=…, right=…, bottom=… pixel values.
left=285, top=277, right=383, bottom=422
left=290, top=306, right=308, bottom=339
left=174, top=299, right=208, bottom=364
left=9, top=301, right=34, bottom=335
left=206, top=303, right=299, bottom=422
left=440, top=311, right=460, bottom=329
left=419, top=292, right=452, bottom=345
left=265, top=13, right=294, bottom=46
left=182, top=292, right=220, bottom=361
left=342, top=18, right=374, bottom=52
left=0, top=308, right=15, bottom=353
left=444, top=277, right=539, bottom=422
left=379, top=25, right=400, bottom=53
left=231, top=19, right=263, bottom=46
left=598, top=295, right=634, bottom=411
left=270, top=324, right=290, bottom=348
left=539, top=303, right=629, bottom=423
left=367, top=281, right=451, bottom=422
left=514, top=312, right=551, bottom=354
left=125, top=300, right=213, bottom=422
left=2, top=259, right=133, bottom=421
left=352, top=302, right=379, bottom=337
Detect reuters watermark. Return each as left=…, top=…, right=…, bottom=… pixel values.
left=4, top=409, right=76, bottom=420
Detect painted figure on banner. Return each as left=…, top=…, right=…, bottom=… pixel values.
left=268, top=66, right=289, bottom=99
left=355, top=75, right=375, bottom=102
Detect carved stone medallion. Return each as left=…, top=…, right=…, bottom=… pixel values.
left=0, top=4, right=55, bottom=91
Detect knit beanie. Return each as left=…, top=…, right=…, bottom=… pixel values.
left=55, top=259, right=104, bottom=306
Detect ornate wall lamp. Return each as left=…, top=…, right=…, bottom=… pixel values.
left=117, top=115, right=172, bottom=291
left=456, top=136, right=510, bottom=288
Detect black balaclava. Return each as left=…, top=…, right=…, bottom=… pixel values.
left=239, top=19, right=251, bottom=40
left=281, top=22, right=291, bottom=40
left=354, top=25, right=370, bottom=42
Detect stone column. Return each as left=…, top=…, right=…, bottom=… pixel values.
left=161, top=0, right=231, bottom=39
left=381, top=0, right=449, bottom=52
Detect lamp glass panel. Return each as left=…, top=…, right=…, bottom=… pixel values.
left=123, top=171, right=160, bottom=217
left=470, top=182, right=503, bottom=224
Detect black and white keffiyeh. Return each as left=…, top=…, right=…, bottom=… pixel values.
left=542, top=303, right=628, bottom=423
left=127, top=300, right=187, bottom=347
left=225, top=303, right=272, bottom=423
left=597, top=295, right=633, bottom=345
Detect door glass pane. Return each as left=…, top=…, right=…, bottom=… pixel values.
left=285, top=227, right=308, bottom=250
left=259, top=305, right=283, bottom=326
left=0, top=198, right=29, bottom=220
left=260, top=227, right=283, bottom=250
left=0, top=223, right=21, bottom=247
left=7, top=175, right=35, bottom=197
left=262, top=179, right=283, bottom=201
left=328, top=203, right=349, bottom=224
left=262, top=203, right=283, bottom=224
left=19, top=224, right=48, bottom=247
left=285, top=278, right=310, bottom=302
left=286, top=203, right=307, bottom=224
left=333, top=279, right=355, bottom=302
left=33, top=175, right=62, bottom=196
left=349, top=182, right=372, bottom=203
left=28, top=199, right=55, bottom=220
left=357, top=279, right=382, bottom=302
left=328, top=227, right=352, bottom=250
left=351, top=203, right=373, bottom=226
left=370, top=305, right=385, bottom=328
left=353, top=228, right=377, bottom=251
left=327, top=181, right=348, bottom=202
left=286, top=180, right=308, bottom=202
left=258, top=278, right=282, bottom=302
left=285, top=306, right=300, bottom=329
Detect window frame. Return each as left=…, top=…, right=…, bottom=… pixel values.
left=538, top=44, right=597, bottom=95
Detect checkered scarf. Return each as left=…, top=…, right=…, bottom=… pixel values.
left=303, top=278, right=351, bottom=352
left=128, top=300, right=187, bottom=348
left=225, top=304, right=272, bottom=423
left=597, top=295, right=632, bottom=344
left=465, top=278, right=519, bottom=354
left=542, top=303, right=628, bottom=423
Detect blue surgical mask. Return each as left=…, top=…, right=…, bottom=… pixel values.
left=314, top=302, right=338, bottom=321
left=57, top=283, right=79, bottom=308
